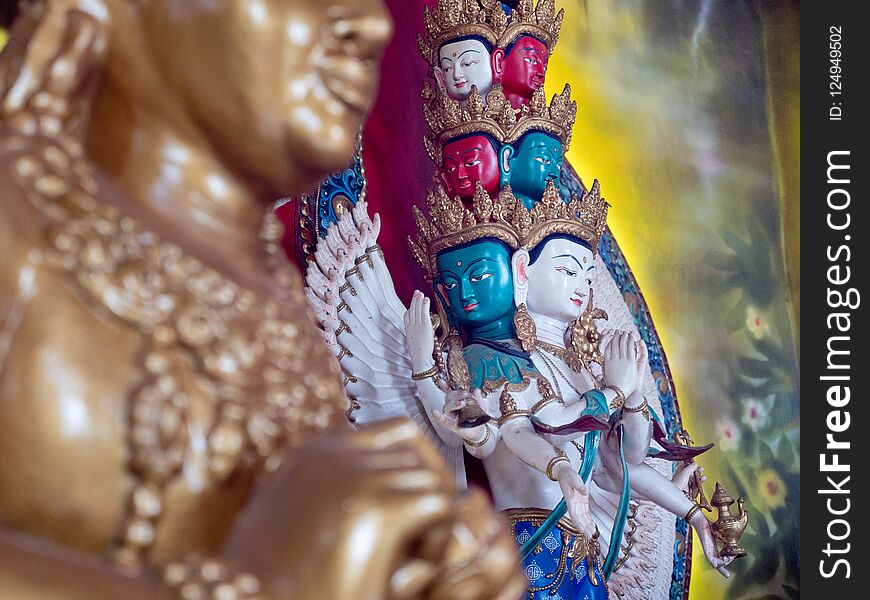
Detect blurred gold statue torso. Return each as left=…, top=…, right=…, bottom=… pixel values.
left=0, top=1, right=523, bottom=598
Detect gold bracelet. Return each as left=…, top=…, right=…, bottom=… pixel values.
left=546, top=450, right=570, bottom=481
left=335, top=321, right=351, bottom=336
left=343, top=374, right=358, bottom=386
left=624, top=397, right=650, bottom=420
left=337, top=300, right=351, bottom=314
left=411, top=365, right=439, bottom=381
left=606, top=384, right=626, bottom=409
left=464, top=424, right=490, bottom=448
left=365, top=244, right=384, bottom=261
left=354, top=253, right=374, bottom=268
left=337, top=346, right=353, bottom=361
left=684, top=503, right=702, bottom=523
left=345, top=265, right=362, bottom=280
left=338, top=281, right=356, bottom=296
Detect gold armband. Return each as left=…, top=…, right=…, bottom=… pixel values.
left=464, top=424, right=491, bottom=448
left=546, top=449, right=570, bottom=482
left=606, top=384, right=626, bottom=409
left=411, top=365, right=439, bottom=381
left=624, top=397, right=650, bottom=420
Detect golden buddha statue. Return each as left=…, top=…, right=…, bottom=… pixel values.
left=0, top=1, right=524, bottom=598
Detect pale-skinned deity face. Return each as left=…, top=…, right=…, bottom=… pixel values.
left=435, top=38, right=495, bottom=101
left=522, top=237, right=595, bottom=323
left=139, top=0, right=392, bottom=197
left=440, top=134, right=501, bottom=199
left=501, top=35, right=549, bottom=105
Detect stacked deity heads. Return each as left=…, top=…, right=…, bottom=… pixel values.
left=414, top=0, right=587, bottom=345
left=418, top=0, right=562, bottom=108
left=423, top=83, right=576, bottom=204
left=409, top=178, right=609, bottom=338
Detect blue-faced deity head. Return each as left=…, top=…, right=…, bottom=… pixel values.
left=433, top=238, right=516, bottom=340
left=500, top=130, right=564, bottom=209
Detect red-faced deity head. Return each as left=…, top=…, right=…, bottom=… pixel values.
left=439, top=133, right=501, bottom=200
left=500, top=35, right=549, bottom=107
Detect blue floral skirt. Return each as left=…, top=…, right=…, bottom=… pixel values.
left=505, top=509, right=609, bottom=600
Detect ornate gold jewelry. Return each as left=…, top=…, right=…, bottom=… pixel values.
left=335, top=321, right=352, bottom=336
left=546, top=449, right=570, bottom=481
left=445, top=333, right=472, bottom=391
left=536, top=339, right=583, bottom=374
left=338, top=281, right=356, bottom=296
left=411, top=365, right=439, bottom=381
left=163, top=557, right=262, bottom=600
left=337, top=300, right=351, bottom=314
left=464, top=424, right=491, bottom=448
left=344, top=265, right=362, bottom=279
left=623, top=397, right=650, bottom=420
left=365, top=243, right=384, bottom=261
left=421, top=82, right=576, bottom=163
left=354, top=253, right=374, bottom=268
left=513, top=303, right=537, bottom=352
left=337, top=347, right=353, bottom=361
left=343, top=374, right=359, bottom=386
left=568, top=289, right=608, bottom=366
left=606, top=384, right=626, bottom=409
left=684, top=502, right=702, bottom=523
left=409, top=183, right=520, bottom=277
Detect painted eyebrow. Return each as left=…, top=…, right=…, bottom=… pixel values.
left=440, top=49, right=482, bottom=64
left=552, top=254, right=583, bottom=268
left=439, top=256, right=496, bottom=278
left=461, top=146, right=485, bottom=157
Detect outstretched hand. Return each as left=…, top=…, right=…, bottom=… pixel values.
left=403, top=290, right=436, bottom=370
left=552, top=462, right=596, bottom=538
left=691, top=512, right=735, bottom=578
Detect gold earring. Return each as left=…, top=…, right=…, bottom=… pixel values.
left=513, top=303, right=537, bottom=353
left=569, top=289, right=608, bottom=366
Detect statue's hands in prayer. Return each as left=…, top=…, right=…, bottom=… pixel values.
left=404, top=290, right=436, bottom=371
left=432, top=389, right=490, bottom=442
left=690, top=511, right=735, bottom=578
left=601, top=330, right=640, bottom=397
left=552, top=461, right=596, bottom=538
left=221, top=419, right=522, bottom=599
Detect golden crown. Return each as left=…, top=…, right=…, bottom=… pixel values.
left=497, top=0, right=564, bottom=52
left=422, top=83, right=576, bottom=163
left=408, top=179, right=609, bottom=278
left=408, top=182, right=521, bottom=277
left=516, top=179, right=609, bottom=251
left=417, top=0, right=508, bottom=66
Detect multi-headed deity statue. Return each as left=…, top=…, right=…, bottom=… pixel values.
left=0, top=1, right=528, bottom=599
left=305, top=1, right=745, bottom=599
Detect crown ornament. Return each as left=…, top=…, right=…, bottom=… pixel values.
left=417, top=0, right=508, bottom=66
left=409, top=182, right=520, bottom=277
left=409, top=178, right=608, bottom=278
left=422, top=83, right=576, bottom=163
left=498, top=0, right=564, bottom=52
left=511, top=179, right=609, bottom=251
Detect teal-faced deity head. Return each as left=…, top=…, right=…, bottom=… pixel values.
left=434, top=238, right=515, bottom=341
left=500, top=130, right=564, bottom=209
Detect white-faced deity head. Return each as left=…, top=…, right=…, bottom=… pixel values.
left=435, top=36, right=495, bottom=102
left=512, top=235, right=596, bottom=324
